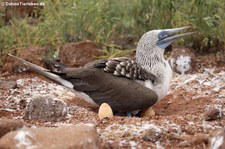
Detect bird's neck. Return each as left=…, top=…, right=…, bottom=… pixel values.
left=136, top=47, right=166, bottom=76
left=136, top=47, right=172, bottom=100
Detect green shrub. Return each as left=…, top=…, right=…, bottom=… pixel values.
left=0, top=0, right=224, bottom=58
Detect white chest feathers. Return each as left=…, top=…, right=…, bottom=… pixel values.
left=142, top=61, right=173, bottom=101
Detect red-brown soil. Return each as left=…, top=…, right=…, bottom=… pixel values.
left=0, top=47, right=225, bottom=148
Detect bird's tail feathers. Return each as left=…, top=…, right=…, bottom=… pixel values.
left=8, top=54, right=74, bottom=89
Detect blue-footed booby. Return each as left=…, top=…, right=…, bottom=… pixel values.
left=9, top=26, right=192, bottom=113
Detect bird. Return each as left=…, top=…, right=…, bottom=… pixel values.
left=9, top=26, right=192, bottom=114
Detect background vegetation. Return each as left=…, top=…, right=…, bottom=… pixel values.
left=0, top=0, right=225, bottom=59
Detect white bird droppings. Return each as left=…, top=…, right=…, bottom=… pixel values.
left=211, top=135, right=224, bottom=149
left=175, top=55, right=191, bottom=74
left=15, top=130, right=37, bottom=149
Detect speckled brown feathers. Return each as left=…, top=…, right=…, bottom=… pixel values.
left=94, top=57, right=157, bottom=82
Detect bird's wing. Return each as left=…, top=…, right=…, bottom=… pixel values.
left=93, top=57, right=158, bottom=82
left=44, top=59, right=158, bottom=112
left=59, top=67, right=158, bottom=112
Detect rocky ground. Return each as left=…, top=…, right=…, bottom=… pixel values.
left=0, top=44, right=225, bottom=148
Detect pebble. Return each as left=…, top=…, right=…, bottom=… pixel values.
left=142, top=127, right=161, bottom=142
left=0, top=80, right=17, bottom=89
left=205, top=106, right=223, bottom=121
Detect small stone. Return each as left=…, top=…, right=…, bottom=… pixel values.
left=205, top=106, right=223, bottom=121
left=0, top=124, right=99, bottom=149
left=0, top=80, right=17, bottom=90
left=0, top=119, right=24, bottom=138
left=140, top=107, right=155, bottom=118
left=24, top=96, right=67, bottom=122
left=98, top=103, right=113, bottom=119
left=178, top=140, right=191, bottom=147
left=190, top=134, right=209, bottom=145
left=177, top=133, right=209, bottom=147
left=19, top=99, right=27, bottom=110
left=142, top=127, right=161, bottom=142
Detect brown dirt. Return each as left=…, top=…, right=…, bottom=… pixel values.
left=0, top=49, right=225, bottom=148
left=59, top=41, right=103, bottom=67
left=2, top=46, right=50, bottom=72
left=2, top=42, right=104, bottom=73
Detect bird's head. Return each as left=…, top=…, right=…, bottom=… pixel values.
left=136, top=26, right=193, bottom=72
left=137, top=26, right=193, bottom=53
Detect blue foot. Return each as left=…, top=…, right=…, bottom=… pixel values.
left=126, top=112, right=132, bottom=117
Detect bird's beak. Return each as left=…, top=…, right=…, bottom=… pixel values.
left=157, top=26, right=194, bottom=49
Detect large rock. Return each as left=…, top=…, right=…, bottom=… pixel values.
left=24, top=96, right=67, bottom=122
left=0, top=124, right=99, bottom=149
left=0, top=119, right=24, bottom=138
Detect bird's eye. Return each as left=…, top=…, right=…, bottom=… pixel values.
left=158, top=31, right=167, bottom=40
left=158, top=33, right=163, bottom=39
